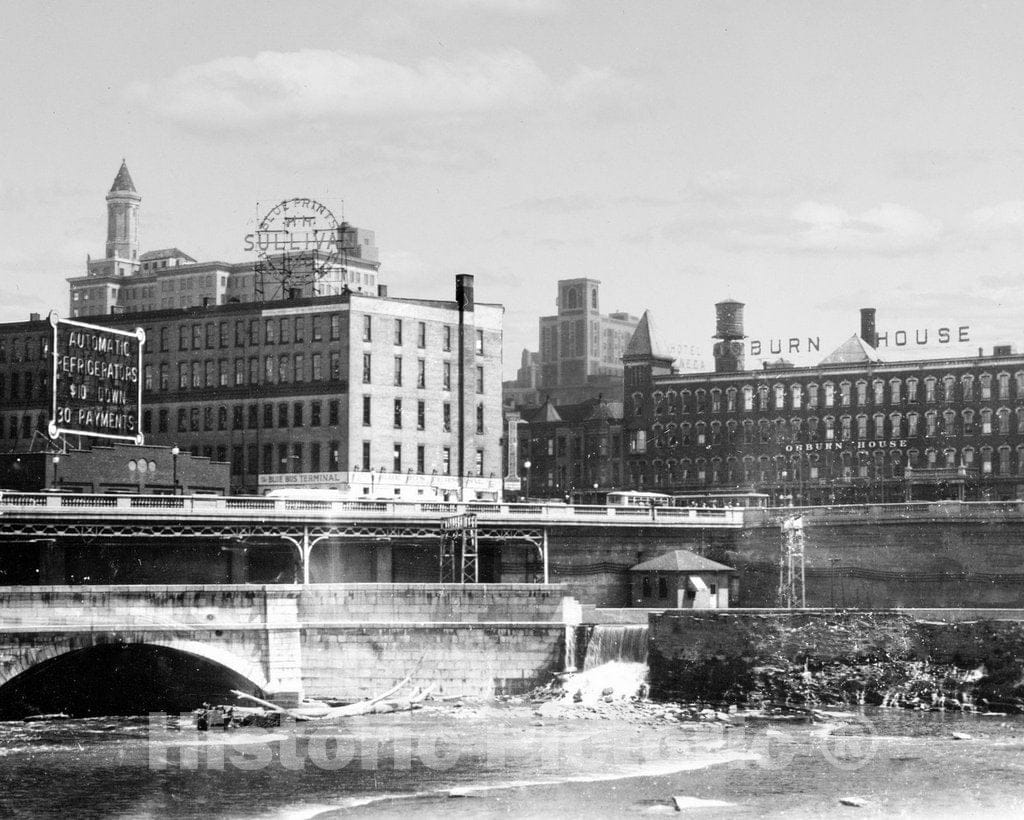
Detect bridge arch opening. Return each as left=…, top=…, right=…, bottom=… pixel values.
left=0, top=643, right=264, bottom=719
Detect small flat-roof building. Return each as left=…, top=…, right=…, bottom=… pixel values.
left=629, top=549, right=738, bottom=609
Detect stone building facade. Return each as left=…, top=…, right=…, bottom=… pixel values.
left=622, top=304, right=1024, bottom=504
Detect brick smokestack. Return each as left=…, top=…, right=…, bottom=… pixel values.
left=860, top=308, right=877, bottom=348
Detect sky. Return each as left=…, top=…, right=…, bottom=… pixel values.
left=3, top=0, right=1024, bottom=379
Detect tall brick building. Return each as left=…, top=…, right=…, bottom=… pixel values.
left=0, top=163, right=503, bottom=499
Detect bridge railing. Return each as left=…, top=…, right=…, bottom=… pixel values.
left=0, top=492, right=746, bottom=526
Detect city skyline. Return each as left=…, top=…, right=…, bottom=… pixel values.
left=5, top=2, right=1024, bottom=378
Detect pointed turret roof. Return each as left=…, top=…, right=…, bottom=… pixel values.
left=623, top=310, right=672, bottom=361
left=109, top=160, right=136, bottom=193
left=819, top=334, right=883, bottom=366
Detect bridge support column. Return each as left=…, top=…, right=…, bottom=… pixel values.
left=38, top=540, right=66, bottom=584
left=373, top=542, right=393, bottom=582
left=228, top=547, right=248, bottom=584
left=264, top=589, right=303, bottom=707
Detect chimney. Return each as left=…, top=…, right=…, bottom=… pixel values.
left=377, top=284, right=388, bottom=297
left=860, top=308, right=877, bottom=348
left=455, top=274, right=475, bottom=311
left=29, top=313, right=40, bottom=322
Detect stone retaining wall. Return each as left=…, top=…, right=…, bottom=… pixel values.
left=648, top=609, right=1024, bottom=703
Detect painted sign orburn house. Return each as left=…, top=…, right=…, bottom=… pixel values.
left=623, top=304, right=1024, bottom=504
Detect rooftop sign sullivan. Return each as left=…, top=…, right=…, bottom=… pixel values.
left=48, top=313, right=145, bottom=444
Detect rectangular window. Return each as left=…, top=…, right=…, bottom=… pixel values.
left=362, top=441, right=370, bottom=470
left=329, top=352, right=340, bottom=381
left=312, top=353, right=323, bottom=381
left=248, top=405, right=258, bottom=429
left=393, top=444, right=402, bottom=473
left=178, top=363, right=188, bottom=389
left=309, top=442, right=320, bottom=473
left=443, top=447, right=451, bottom=475
left=393, top=398, right=402, bottom=428
left=394, top=319, right=402, bottom=345
left=278, top=402, right=288, bottom=428
left=232, top=406, right=244, bottom=430
left=417, top=322, right=426, bottom=348
left=158, top=409, right=169, bottom=433
left=265, top=320, right=276, bottom=344
left=362, top=353, right=371, bottom=384
left=394, top=356, right=402, bottom=386
left=329, top=442, right=340, bottom=471
left=263, top=403, right=274, bottom=428
left=312, top=315, right=323, bottom=341
left=362, top=315, right=371, bottom=342
left=475, top=329, right=484, bottom=355
left=248, top=357, right=259, bottom=385
left=417, top=400, right=425, bottom=430
left=234, top=358, right=245, bottom=386
left=443, top=362, right=451, bottom=391
left=417, top=444, right=425, bottom=474
left=263, top=444, right=273, bottom=474
left=218, top=359, right=229, bottom=387
left=476, top=403, right=484, bottom=434
left=417, top=359, right=426, bottom=389
left=443, top=326, right=452, bottom=352
left=293, top=402, right=303, bottom=428
left=280, top=318, right=291, bottom=344
left=330, top=314, right=341, bottom=341
left=475, top=449, right=484, bottom=476
left=293, top=354, right=304, bottom=383
left=443, top=403, right=451, bottom=432
left=329, top=399, right=339, bottom=425
left=476, top=366, right=484, bottom=393
left=362, top=396, right=371, bottom=426
left=311, top=401, right=321, bottom=427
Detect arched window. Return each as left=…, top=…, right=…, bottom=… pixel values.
left=942, top=375, right=956, bottom=402
left=889, top=378, right=902, bottom=404
left=961, top=374, right=975, bottom=401
left=998, top=408, right=1011, bottom=435
left=873, top=413, right=886, bottom=439
left=889, top=412, right=903, bottom=437
left=873, top=379, right=885, bottom=405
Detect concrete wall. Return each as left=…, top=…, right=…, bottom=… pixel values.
left=648, top=609, right=1024, bottom=702
left=731, top=518, right=1024, bottom=607
left=501, top=527, right=737, bottom=607
left=0, top=583, right=574, bottom=704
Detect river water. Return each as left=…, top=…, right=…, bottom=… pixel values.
left=0, top=704, right=1022, bottom=818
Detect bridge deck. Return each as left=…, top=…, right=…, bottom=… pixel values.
left=0, top=492, right=746, bottom=528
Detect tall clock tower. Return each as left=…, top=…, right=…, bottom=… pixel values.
left=106, top=160, right=140, bottom=264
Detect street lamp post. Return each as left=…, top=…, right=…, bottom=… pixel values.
left=171, top=446, right=180, bottom=495
left=523, top=460, right=531, bottom=501
left=52, top=455, right=60, bottom=490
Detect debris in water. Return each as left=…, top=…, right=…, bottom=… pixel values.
left=671, top=795, right=734, bottom=809
left=839, top=796, right=869, bottom=807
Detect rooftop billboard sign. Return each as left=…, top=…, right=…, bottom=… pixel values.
left=48, top=313, right=145, bottom=444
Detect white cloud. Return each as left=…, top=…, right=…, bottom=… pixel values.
left=964, top=200, right=1024, bottom=235
left=785, top=201, right=944, bottom=254
left=128, top=49, right=623, bottom=131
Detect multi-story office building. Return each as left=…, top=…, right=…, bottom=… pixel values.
left=622, top=303, right=1024, bottom=504
left=0, top=163, right=503, bottom=499
left=504, top=278, right=639, bottom=409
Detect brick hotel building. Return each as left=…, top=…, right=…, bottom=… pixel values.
left=0, top=163, right=503, bottom=499
left=622, top=302, right=1024, bottom=504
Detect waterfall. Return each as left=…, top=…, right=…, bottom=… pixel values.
left=582, top=624, right=649, bottom=670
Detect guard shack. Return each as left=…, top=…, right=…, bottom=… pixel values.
left=629, top=550, right=738, bottom=609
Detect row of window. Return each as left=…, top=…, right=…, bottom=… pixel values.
left=643, top=407, right=1024, bottom=449
left=146, top=353, right=486, bottom=393
left=644, top=371, right=1024, bottom=415
left=629, top=444, right=1024, bottom=485
left=183, top=441, right=487, bottom=479
left=135, top=397, right=486, bottom=436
